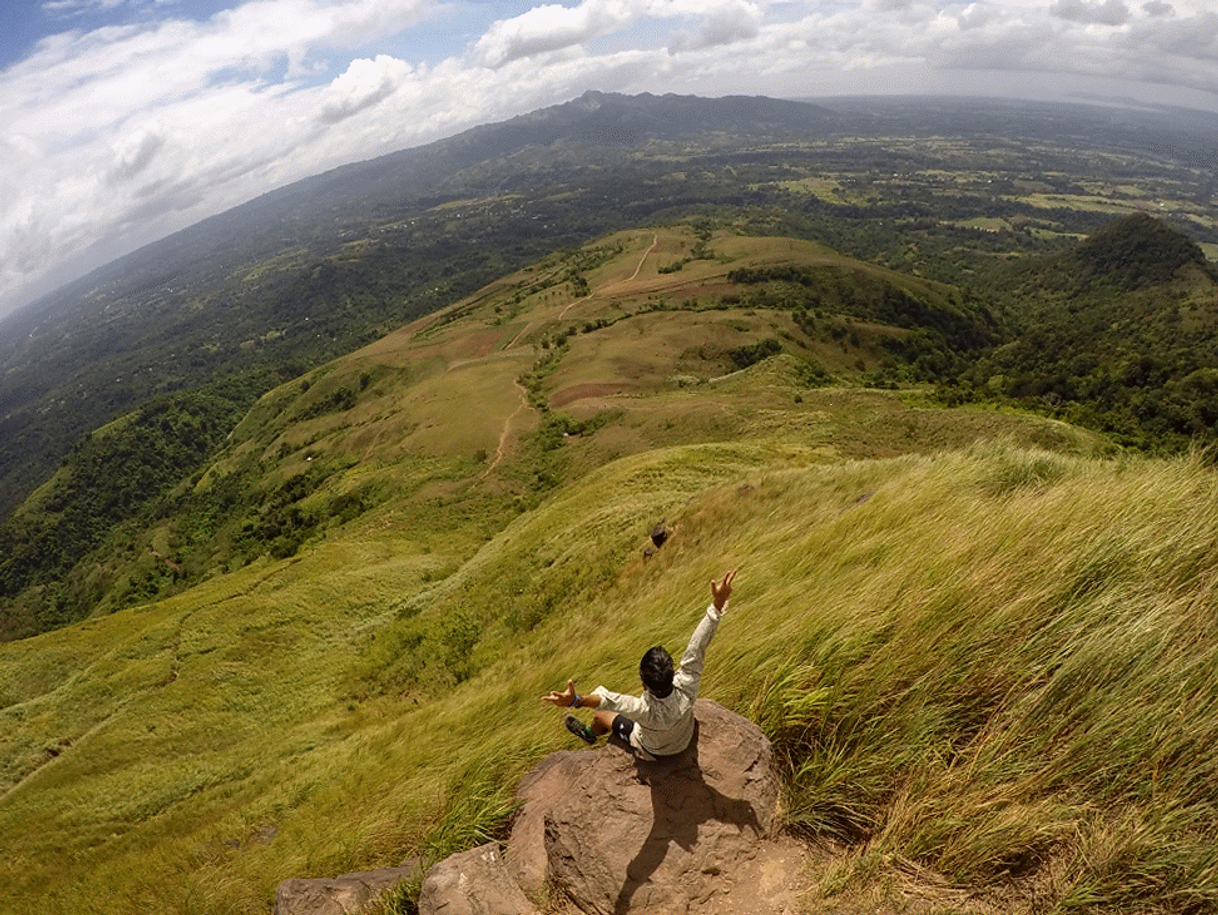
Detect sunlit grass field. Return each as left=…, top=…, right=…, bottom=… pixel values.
left=3, top=226, right=1215, bottom=914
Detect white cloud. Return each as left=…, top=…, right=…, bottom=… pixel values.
left=41, top=0, right=127, bottom=15
left=471, top=0, right=777, bottom=67
left=1050, top=0, right=1131, bottom=27
left=3, top=0, right=1218, bottom=318
left=472, top=0, right=646, bottom=67
left=955, top=3, right=997, bottom=31
left=107, top=126, right=165, bottom=183
left=319, top=54, right=416, bottom=123
left=0, top=0, right=442, bottom=312
left=668, top=1, right=761, bottom=53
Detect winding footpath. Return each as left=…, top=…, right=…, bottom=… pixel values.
left=482, top=379, right=531, bottom=477
left=484, top=232, right=659, bottom=473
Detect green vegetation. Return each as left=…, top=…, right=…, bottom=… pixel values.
left=0, top=378, right=263, bottom=638
left=949, top=213, right=1218, bottom=450
left=2, top=223, right=1204, bottom=915
left=7, top=434, right=1218, bottom=915
left=740, top=446, right=1218, bottom=910
left=9, top=213, right=1218, bottom=642
left=0, top=227, right=991, bottom=638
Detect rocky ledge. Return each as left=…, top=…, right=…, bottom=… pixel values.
left=278, top=699, right=809, bottom=915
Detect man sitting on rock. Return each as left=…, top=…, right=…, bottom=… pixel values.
left=542, top=569, right=737, bottom=761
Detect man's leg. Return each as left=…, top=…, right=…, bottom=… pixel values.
left=593, top=710, right=617, bottom=737
left=565, top=710, right=628, bottom=747
left=565, top=713, right=597, bottom=744
left=602, top=714, right=655, bottom=760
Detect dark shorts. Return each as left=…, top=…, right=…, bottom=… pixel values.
left=612, top=715, right=636, bottom=743
left=610, top=716, right=679, bottom=761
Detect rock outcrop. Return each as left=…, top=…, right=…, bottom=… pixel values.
left=274, top=863, right=421, bottom=915
left=417, top=843, right=539, bottom=915
left=419, top=699, right=781, bottom=915
left=278, top=700, right=792, bottom=915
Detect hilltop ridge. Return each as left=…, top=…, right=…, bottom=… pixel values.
left=0, top=91, right=841, bottom=524
left=957, top=214, right=1218, bottom=447
left=1067, top=212, right=1216, bottom=291
left=13, top=210, right=1218, bottom=641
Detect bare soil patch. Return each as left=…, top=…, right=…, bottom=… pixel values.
left=551, top=383, right=639, bottom=408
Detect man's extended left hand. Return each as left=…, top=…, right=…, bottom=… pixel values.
left=541, top=678, right=578, bottom=706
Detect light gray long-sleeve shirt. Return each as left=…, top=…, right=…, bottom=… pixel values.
left=593, top=602, right=723, bottom=757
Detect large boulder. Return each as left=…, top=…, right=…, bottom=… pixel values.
left=507, top=699, right=778, bottom=915
left=417, top=842, right=539, bottom=915
left=274, top=864, right=420, bottom=915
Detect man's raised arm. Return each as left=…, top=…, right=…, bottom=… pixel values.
left=677, top=568, right=738, bottom=688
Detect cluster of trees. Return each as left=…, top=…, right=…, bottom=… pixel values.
left=723, top=213, right=1218, bottom=452
left=0, top=380, right=259, bottom=637
left=726, top=262, right=998, bottom=383
left=943, top=214, right=1218, bottom=450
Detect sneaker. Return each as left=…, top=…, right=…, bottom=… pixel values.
left=564, top=714, right=596, bottom=745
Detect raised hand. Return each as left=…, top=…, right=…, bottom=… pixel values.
left=711, top=568, right=738, bottom=611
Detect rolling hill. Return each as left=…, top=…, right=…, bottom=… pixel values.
left=0, top=224, right=1002, bottom=639
left=10, top=211, right=1218, bottom=641
left=958, top=213, right=1218, bottom=448
left=4, top=91, right=1217, bottom=529
left=0, top=91, right=840, bottom=525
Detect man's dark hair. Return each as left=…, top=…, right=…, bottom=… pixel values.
left=639, top=646, right=674, bottom=698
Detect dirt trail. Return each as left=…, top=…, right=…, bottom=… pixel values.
left=482, top=380, right=531, bottom=477
left=562, top=230, right=658, bottom=316
left=489, top=232, right=658, bottom=471
left=508, top=232, right=659, bottom=337
left=624, top=231, right=659, bottom=283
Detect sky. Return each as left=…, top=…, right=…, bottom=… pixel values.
left=3, top=0, right=1218, bottom=323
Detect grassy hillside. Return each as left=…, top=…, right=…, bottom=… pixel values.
left=0, top=225, right=997, bottom=639
left=5, top=223, right=1218, bottom=915
left=8, top=436, right=1218, bottom=914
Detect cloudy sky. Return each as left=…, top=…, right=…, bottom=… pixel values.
left=2, top=0, right=1218, bottom=321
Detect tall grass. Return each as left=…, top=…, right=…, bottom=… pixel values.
left=703, top=444, right=1218, bottom=911
left=346, top=439, right=1218, bottom=913
left=5, top=438, right=1218, bottom=914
